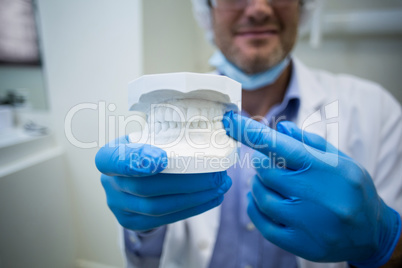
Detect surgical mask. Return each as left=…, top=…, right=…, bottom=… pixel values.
left=209, top=50, right=291, bottom=91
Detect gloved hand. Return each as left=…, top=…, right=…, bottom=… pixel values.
left=223, top=111, right=401, bottom=267
left=95, top=135, right=232, bottom=232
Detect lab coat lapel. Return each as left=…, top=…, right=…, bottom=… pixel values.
left=159, top=206, right=221, bottom=268
left=293, top=58, right=326, bottom=129
left=293, top=58, right=331, bottom=145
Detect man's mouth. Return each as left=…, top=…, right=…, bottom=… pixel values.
left=235, top=28, right=279, bottom=38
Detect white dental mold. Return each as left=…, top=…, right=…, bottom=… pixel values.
left=128, top=72, right=241, bottom=173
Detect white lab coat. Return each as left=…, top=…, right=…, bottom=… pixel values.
left=123, top=58, right=402, bottom=268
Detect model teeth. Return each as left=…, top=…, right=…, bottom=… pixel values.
left=165, top=108, right=173, bottom=121
left=155, top=107, right=165, bottom=122
left=191, top=121, right=198, bottom=128
left=214, top=109, right=223, bottom=121
left=201, top=108, right=208, bottom=120
left=208, top=108, right=215, bottom=120
left=147, top=104, right=227, bottom=131
left=155, top=122, right=162, bottom=134
left=173, top=109, right=184, bottom=122
left=199, top=121, right=207, bottom=129
left=214, top=121, right=223, bottom=129
left=187, top=107, right=199, bottom=122
left=161, top=122, right=169, bottom=131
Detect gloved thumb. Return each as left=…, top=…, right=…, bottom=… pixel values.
left=95, top=135, right=167, bottom=177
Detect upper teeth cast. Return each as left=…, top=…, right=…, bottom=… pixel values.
left=148, top=105, right=225, bottom=134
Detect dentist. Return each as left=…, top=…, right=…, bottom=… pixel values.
left=95, top=0, right=402, bottom=267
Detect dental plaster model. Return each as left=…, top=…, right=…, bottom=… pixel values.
left=128, top=72, right=241, bottom=173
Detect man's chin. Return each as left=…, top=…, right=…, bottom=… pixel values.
left=232, top=49, right=283, bottom=74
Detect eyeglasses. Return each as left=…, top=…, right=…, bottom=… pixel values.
left=211, top=0, right=299, bottom=10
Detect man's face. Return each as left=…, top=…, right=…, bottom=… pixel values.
left=211, top=0, right=300, bottom=74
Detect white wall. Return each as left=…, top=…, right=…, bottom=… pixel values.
left=38, top=0, right=143, bottom=266
left=143, top=0, right=214, bottom=74
left=0, top=154, right=75, bottom=268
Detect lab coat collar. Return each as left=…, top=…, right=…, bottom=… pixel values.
left=292, top=57, right=326, bottom=116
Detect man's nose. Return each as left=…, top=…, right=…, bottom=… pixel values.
left=244, top=0, right=274, bottom=23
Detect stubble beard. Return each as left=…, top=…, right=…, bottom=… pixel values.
left=227, top=43, right=287, bottom=74
left=216, top=26, right=297, bottom=74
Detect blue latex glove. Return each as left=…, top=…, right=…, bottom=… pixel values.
left=95, top=136, right=232, bottom=232
left=223, top=111, right=401, bottom=267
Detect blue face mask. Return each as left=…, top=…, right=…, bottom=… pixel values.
left=209, top=50, right=291, bottom=91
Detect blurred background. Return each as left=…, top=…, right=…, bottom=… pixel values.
left=0, top=0, right=401, bottom=267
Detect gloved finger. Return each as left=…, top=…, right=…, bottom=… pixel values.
left=251, top=152, right=309, bottom=196
left=247, top=193, right=293, bottom=246
left=102, top=171, right=230, bottom=197
left=251, top=176, right=295, bottom=226
left=223, top=111, right=309, bottom=170
left=95, top=136, right=167, bottom=177
left=277, top=121, right=348, bottom=158
left=113, top=196, right=224, bottom=232
left=106, top=177, right=231, bottom=216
